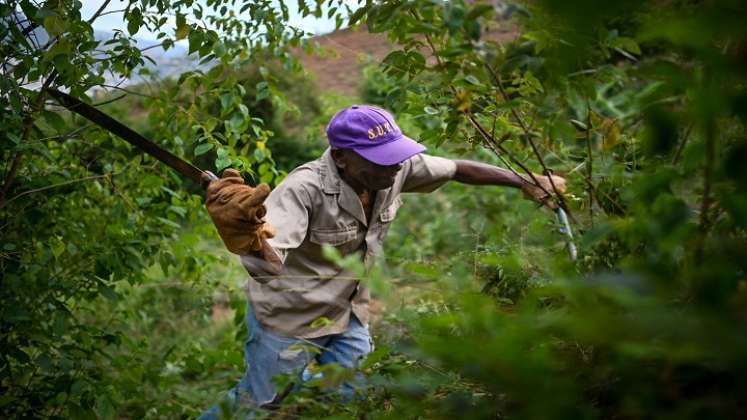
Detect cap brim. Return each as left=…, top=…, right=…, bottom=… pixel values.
left=351, top=135, right=426, bottom=166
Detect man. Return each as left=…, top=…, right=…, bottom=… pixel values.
left=199, top=105, right=565, bottom=417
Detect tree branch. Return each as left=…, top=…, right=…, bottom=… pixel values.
left=485, top=63, right=572, bottom=215
left=1, top=172, right=122, bottom=209
left=87, top=0, right=113, bottom=24
left=99, top=84, right=158, bottom=99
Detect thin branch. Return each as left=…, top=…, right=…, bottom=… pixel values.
left=467, top=113, right=544, bottom=186
left=412, top=9, right=571, bottom=219
left=93, top=93, right=128, bottom=107
left=1, top=173, right=118, bottom=208
left=44, top=93, right=129, bottom=109
left=485, top=63, right=572, bottom=215
left=87, top=0, right=113, bottom=24
left=96, top=8, right=127, bottom=18
left=672, top=123, right=693, bottom=165
left=99, top=84, right=158, bottom=99
left=139, top=41, right=166, bottom=53
left=695, top=124, right=715, bottom=262
left=30, top=123, right=94, bottom=143
left=586, top=102, right=594, bottom=227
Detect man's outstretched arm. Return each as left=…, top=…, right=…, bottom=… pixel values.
left=453, top=160, right=525, bottom=187
left=452, top=160, right=566, bottom=207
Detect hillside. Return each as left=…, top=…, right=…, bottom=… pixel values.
left=297, top=23, right=518, bottom=97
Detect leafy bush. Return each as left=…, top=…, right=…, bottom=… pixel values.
left=335, top=0, right=747, bottom=418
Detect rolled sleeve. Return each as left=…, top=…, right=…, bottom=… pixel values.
left=401, top=153, right=457, bottom=193
left=263, top=175, right=313, bottom=263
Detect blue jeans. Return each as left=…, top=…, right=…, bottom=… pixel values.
left=199, top=305, right=372, bottom=419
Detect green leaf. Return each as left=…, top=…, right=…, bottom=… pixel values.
left=175, top=13, right=189, bottom=40
left=97, top=282, right=119, bottom=301
left=157, top=217, right=181, bottom=229
left=213, top=41, right=226, bottom=57
left=215, top=148, right=232, bottom=171
left=310, top=317, right=332, bottom=328
left=256, top=81, right=269, bottom=101
left=42, top=110, right=66, bottom=131
left=465, top=75, right=482, bottom=86
left=194, top=143, right=213, bottom=156
left=220, top=93, right=234, bottom=111
left=0, top=394, right=15, bottom=409
left=96, top=395, right=115, bottom=420
left=188, top=30, right=203, bottom=55
left=616, top=37, right=641, bottom=55
left=43, top=15, right=66, bottom=36
left=127, top=8, right=142, bottom=36
left=68, top=403, right=96, bottom=420
left=466, top=4, right=494, bottom=20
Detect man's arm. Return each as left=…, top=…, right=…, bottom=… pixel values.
left=451, top=159, right=566, bottom=208
left=452, top=160, right=525, bottom=187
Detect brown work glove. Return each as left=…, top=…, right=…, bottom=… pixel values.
left=203, top=169, right=275, bottom=255
left=520, top=173, right=567, bottom=209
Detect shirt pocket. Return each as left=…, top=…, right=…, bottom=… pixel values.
left=309, top=224, right=359, bottom=246
left=379, top=197, right=403, bottom=223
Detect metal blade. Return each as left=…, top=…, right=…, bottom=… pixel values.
left=555, top=207, right=578, bottom=261
left=48, top=89, right=204, bottom=184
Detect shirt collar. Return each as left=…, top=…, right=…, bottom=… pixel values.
left=321, top=148, right=342, bottom=194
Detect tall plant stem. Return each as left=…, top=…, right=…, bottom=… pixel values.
left=586, top=103, right=594, bottom=227
left=672, top=123, right=693, bottom=165
left=695, top=123, right=715, bottom=261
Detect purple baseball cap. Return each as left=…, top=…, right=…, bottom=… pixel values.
left=326, top=105, right=426, bottom=166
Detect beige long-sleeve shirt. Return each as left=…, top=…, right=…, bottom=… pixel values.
left=242, top=148, right=456, bottom=338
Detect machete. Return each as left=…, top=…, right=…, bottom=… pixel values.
left=556, top=207, right=577, bottom=261
left=48, top=88, right=206, bottom=185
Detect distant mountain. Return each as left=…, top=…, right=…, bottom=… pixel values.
left=92, top=30, right=206, bottom=84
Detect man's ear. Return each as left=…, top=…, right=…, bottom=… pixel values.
left=330, top=148, right=347, bottom=169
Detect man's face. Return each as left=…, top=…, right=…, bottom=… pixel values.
left=332, top=149, right=403, bottom=191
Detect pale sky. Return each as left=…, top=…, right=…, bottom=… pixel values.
left=80, top=0, right=356, bottom=42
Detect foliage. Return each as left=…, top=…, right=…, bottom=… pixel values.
left=2, top=0, right=747, bottom=419
left=334, top=0, right=747, bottom=418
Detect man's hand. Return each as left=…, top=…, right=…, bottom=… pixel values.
left=203, top=169, right=274, bottom=255
left=520, top=173, right=567, bottom=209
